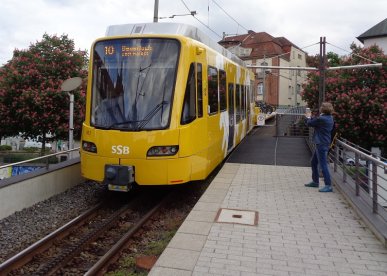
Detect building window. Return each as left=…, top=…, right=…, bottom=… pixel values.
left=257, top=83, right=263, bottom=95
left=298, top=54, right=302, bottom=60
left=297, top=84, right=301, bottom=95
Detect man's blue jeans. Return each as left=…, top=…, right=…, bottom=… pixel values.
left=311, top=144, right=331, bottom=186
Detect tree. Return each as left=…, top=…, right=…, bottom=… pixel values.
left=0, top=34, right=88, bottom=153
left=302, top=46, right=386, bottom=153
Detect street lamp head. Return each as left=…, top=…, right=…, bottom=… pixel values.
left=61, top=77, right=81, bottom=154
left=61, top=77, right=82, bottom=92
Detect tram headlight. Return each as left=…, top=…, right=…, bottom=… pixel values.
left=82, top=141, right=97, bottom=153
left=147, top=145, right=179, bottom=157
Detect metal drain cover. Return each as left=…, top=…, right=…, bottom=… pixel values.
left=215, top=208, right=258, bottom=226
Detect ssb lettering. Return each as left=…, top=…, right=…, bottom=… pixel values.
left=112, top=145, right=130, bottom=154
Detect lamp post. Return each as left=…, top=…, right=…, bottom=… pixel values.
left=261, top=58, right=269, bottom=103
left=61, top=77, right=82, bottom=155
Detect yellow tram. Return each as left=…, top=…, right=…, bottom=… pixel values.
left=80, top=23, right=256, bottom=191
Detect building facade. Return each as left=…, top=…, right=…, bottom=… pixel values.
left=357, top=18, right=387, bottom=53
left=219, top=31, right=307, bottom=107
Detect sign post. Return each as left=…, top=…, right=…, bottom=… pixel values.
left=257, top=114, right=266, bottom=126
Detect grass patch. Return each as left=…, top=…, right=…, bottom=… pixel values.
left=106, top=211, right=183, bottom=275
left=106, top=257, right=147, bottom=276
left=144, top=230, right=176, bottom=256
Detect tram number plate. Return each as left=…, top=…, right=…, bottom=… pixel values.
left=108, top=184, right=130, bottom=192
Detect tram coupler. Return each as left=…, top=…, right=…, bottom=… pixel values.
left=103, top=165, right=134, bottom=192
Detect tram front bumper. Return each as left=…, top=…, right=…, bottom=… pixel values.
left=81, top=153, right=192, bottom=186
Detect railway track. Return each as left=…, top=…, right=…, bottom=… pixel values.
left=0, top=190, right=171, bottom=275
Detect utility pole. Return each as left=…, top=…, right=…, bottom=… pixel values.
left=262, top=55, right=267, bottom=103
left=153, top=0, right=159, bottom=22
left=318, top=36, right=326, bottom=109
left=294, top=69, right=298, bottom=106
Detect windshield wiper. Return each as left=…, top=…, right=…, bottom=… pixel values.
left=107, top=120, right=139, bottom=129
left=136, top=101, right=168, bottom=131
left=139, top=63, right=152, bottom=72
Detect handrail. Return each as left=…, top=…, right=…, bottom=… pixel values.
left=336, top=139, right=386, bottom=166
left=327, top=138, right=387, bottom=245
left=0, top=147, right=80, bottom=170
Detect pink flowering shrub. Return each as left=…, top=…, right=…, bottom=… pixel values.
left=0, top=34, right=88, bottom=150
left=302, top=45, right=386, bottom=151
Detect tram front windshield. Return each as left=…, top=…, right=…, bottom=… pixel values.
left=91, top=38, right=180, bottom=130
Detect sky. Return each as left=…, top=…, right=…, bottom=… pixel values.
left=0, top=0, right=386, bottom=66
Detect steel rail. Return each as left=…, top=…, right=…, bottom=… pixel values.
left=84, top=193, right=172, bottom=275
left=0, top=202, right=103, bottom=275
left=36, top=201, right=135, bottom=275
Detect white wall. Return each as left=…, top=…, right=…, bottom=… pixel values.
left=364, top=37, right=387, bottom=53
left=0, top=161, right=84, bottom=220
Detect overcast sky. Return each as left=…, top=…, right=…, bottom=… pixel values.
left=0, top=0, right=386, bottom=65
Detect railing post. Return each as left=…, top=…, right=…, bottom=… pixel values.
left=355, top=145, right=360, bottom=196
left=342, top=146, right=347, bottom=183
left=372, top=153, right=378, bottom=214
left=334, top=143, right=338, bottom=172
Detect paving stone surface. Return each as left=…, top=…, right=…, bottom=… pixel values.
left=149, top=126, right=387, bottom=275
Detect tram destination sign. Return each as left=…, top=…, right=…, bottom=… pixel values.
left=104, top=45, right=153, bottom=57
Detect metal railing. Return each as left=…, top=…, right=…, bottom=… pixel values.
left=307, top=135, right=387, bottom=244
left=0, top=148, right=80, bottom=180
left=275, top=106, right=308, bottom=137
left=330, top=140, right=387, bottom=212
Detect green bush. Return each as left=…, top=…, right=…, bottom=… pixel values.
left=3, top=153, right=37, bottom=163
left=0, top=145, right=12, bottom=151
left=23, top=147, right=40, bottom=152
left=3, top=153, right=58, bottom=164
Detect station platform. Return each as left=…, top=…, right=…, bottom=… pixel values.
left=149, top=126, right=387, bottom=276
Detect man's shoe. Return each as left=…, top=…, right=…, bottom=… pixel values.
left=305, top=182, right=319, bottom=188
left=319, top=186, right=333, bottom=192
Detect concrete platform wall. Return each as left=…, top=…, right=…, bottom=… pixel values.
left=0, top=159, right=83, bottom=220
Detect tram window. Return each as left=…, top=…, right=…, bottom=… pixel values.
left=197, top=63, right=203, bottom=118
left=241, top=85, right=246, bottom=119
left=236, top=84, right=241, bottom=123
left=208, top=66, right=218, bottom=115
left=228, top=83, right=234, bottom=115
left=219, top=70, right=227, bottom=111
left=181, top=63, right=196, bottom=125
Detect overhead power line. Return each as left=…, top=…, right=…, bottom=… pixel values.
left=211, top=0, right=249, bottom=32
left=327, top=42, right=381, bottom=64
left=180, top=0, right=223, bottom=39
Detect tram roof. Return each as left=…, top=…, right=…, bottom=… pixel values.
left=105, top=22, right=246, bottom=67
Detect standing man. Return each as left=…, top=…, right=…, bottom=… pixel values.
left=304, top=102, right=334, bottom=192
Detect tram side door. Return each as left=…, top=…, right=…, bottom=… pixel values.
left=228, top=83, right=234, bottom=151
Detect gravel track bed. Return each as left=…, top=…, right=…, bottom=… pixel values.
left=0, top=166, right=219, bottom=272
left=0, top=181, right=106, bottom=263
